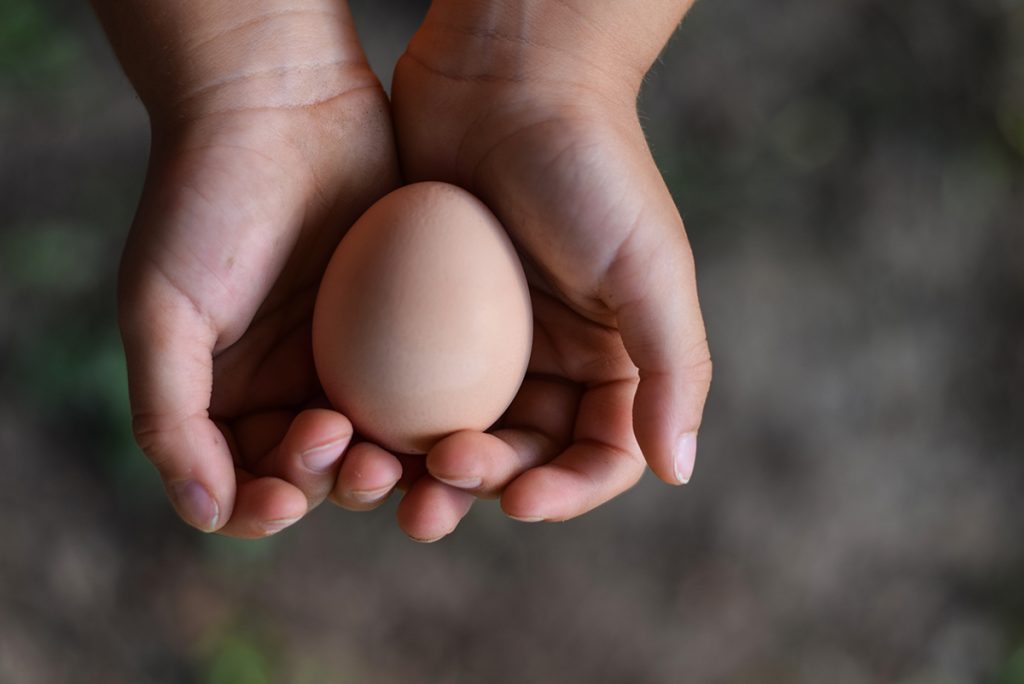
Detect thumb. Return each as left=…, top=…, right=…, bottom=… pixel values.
left=601, top=174, right=712, bottom=485
left=119, top=266, right=236, bottom=531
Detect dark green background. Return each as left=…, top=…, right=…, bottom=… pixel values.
left=2, top=0, right=1023, bottom=682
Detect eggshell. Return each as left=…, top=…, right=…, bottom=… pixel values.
left=312, top=182, right=533, bottom=454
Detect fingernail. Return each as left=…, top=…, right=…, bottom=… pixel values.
left=508, top=514, right=544, bottom=523
left=301, top=440, right=346, bottom=472
left=170, top=480, right=220, bottom=532
left=674, top=432, right=698, bottom=484
left=260, top=516, right=301, bottom=536
left=435, top=476, right=482, bottom=490
left=349, top=485, right=393, bottom=505
left=410, top=534, right=444, bottom=544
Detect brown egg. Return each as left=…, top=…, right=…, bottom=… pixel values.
left=312, top=182, right=533, bottom=454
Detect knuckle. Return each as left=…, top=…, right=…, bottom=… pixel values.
left=683, top=338, right=713, bottom=385
left=693, top=355, right=713, bottom=387
left=130, top=412, right=179, bottom=472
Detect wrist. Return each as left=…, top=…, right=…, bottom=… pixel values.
left=94, top=1, right=378, bottom=123
left=411, top=0, right=690, bottom=96
left=408, top=0, right=645, bottom=96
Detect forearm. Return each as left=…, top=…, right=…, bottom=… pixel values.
left=90, top=0, right=375, bottom=122
left=411, top=0, right=695, bottom=92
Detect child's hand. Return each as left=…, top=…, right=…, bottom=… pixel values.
left=387, top=0, right=712, bottom=541
left=102, top=1, right=403, bottom=536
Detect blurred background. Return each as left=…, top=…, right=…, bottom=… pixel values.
left=2, top=0, right=1023, bottom=682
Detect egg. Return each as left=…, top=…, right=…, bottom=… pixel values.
left=312, top=182, right=533, bottom=454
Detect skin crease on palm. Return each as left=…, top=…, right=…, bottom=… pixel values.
left=93, top=0, right=712, bottom=542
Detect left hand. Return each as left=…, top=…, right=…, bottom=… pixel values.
left=382, top=4, right=712, bottom=542
left=105, top=1, right=405, bottom=537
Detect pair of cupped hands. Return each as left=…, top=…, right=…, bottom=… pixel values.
left=110, top=0, right=712, bottom=542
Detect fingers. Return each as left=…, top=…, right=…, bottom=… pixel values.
left=331, top=445, right=470, bottom=542
left=399, top=378, right=643, bottom=532
left=601, top=174, right=712, bottom=486
left=239, top=408, right=354, bottom=509
left=330, top=442, right=403, bottom=511
left=426, top=377, right=645, bottom=523
left=121, top=275, right=237, bottom=533
left=503, top=377, right=644, bottom=521
left=215, top=475, right=309, bottom=539
left=427, top=430, right=547, bottom=496
left=396, top=476, right=475, bottom=543
left=424, top=380, right=644, bottom=524
left=501, top=442, right=645, bottom=522
left=122, top=275, right=356, bottom=537
left=426, top=374, right=578, bottom=496
left=430, top=427, right=642, bottom=523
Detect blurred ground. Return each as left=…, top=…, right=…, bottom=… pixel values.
left=1, top=0, right=1023, bottom=682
